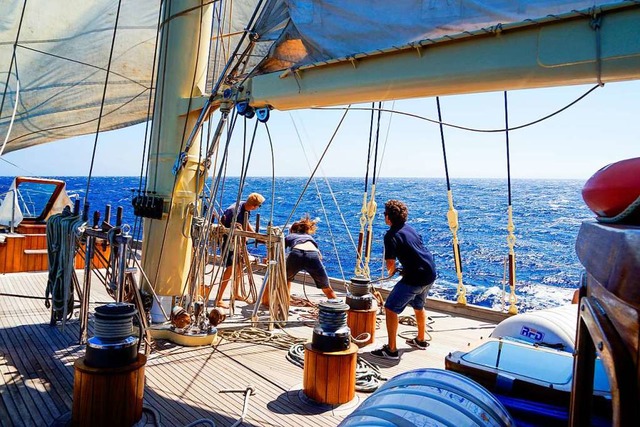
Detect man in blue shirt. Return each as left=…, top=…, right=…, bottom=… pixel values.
left=214, top=192, right=265, bottom=308
left=371, top=199, right=437, bottom=360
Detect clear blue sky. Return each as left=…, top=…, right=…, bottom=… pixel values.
left=0, top=81, right=637, bottom=180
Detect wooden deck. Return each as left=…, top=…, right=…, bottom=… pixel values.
left=0, top=271, right=498, bottom=427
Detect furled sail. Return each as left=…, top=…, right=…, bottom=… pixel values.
left=250, top=0, right=620, bottom=74
left=1, top=0, right=637, bottom=153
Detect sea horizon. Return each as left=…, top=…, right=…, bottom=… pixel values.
left=1, top=176, right=592, bottom=313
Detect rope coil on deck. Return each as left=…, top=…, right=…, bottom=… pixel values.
left=287, top=343, right=386, bottom=392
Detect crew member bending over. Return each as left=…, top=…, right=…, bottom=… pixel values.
left=285, top=215, right=337, bottom=300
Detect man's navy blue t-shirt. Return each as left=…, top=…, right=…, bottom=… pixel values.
left=384, top=223, right=437, bottom=286
left=222, top=201, right=248, bottom=228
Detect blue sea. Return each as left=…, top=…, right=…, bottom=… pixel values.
left=1, top=176, right=593, bottom=312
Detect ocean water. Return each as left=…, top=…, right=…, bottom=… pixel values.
left=0, top=176, right=593, bottom=312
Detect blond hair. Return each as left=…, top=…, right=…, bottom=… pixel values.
left=246, top=193, right=265, bottom=208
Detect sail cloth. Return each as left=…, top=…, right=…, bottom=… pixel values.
left=255, top=0, right=616, bottom=73
left=0, top=0, right=621, bottom=153
left=0, top=0, right=160, bottom=152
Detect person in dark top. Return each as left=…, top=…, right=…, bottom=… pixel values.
left=371, top=199, right=437, bottom=360
left=214, top=192, right=265, bottom=308
left=285, top=215, right=337, bottom=299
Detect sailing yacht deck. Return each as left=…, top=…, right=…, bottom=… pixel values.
left=0, top=271, right=497, bottom=427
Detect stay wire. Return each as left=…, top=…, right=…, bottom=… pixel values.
left=313, top=178, right=348, bottom=281
left=84, top=0, right=123, bottom=207
left=371, top=101, right=382, bottom=185
left=289, top=115, right=351, bottom=281
left=151, top=1, right=172, bottom=191
left=282, top=106, right=350, bottom=230
left=137, top=0, right=165, bottom=194
left=504, top=91, right=512, bottom=205
left=262, top=123, right=277, bottom=223
left=130, top=0, right=165, bottom=258
left=374, top=100, right=395, bottom=184
left=436, top=97, right=452, bottom=191
left=313, top=84, right=601, bottom=134
left=204, top=110, right=240, bottom=288
left=207, top=0, right=224, bottom=87
left=364, top=102, right=375, bottom=193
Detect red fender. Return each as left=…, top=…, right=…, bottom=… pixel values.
left=582, top=157, right=640, bottom=218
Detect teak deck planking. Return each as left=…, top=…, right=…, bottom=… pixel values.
left=0, top=270, right=497, bottom=426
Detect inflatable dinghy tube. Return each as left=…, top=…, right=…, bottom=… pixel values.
left=338, top=368, right=515, bottom=426
left=582, top=157, right=640, bottom=224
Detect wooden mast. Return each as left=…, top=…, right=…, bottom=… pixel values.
left=142, top=0, right=212, bottom=296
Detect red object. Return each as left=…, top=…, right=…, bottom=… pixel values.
left=582, top=157, right=640, bottom=218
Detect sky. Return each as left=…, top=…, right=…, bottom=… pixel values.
left=0, top=80, right=637, bottom=180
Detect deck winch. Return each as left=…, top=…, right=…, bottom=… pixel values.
left=304, top=299, right=358, bottom=405
left=346, top=276, right=377, bottom=346
left=85, top=302, right=139, bottom=368
left=312, top=300, right=351, bottom=352
left=346, top=276, right=374, bottom=310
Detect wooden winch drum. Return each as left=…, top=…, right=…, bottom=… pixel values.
left=303, top=342, right=358, bottom=405
left=347, top=307, right=377, bottom=346
left=72, top=354, right=146, bottom=427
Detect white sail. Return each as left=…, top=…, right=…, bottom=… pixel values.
left=0, top=0, right=159, bottom=152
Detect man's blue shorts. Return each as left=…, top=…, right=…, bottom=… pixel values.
left=286, top=249, right=330, bottom=289
left=384, top=279, right=432, bottom=314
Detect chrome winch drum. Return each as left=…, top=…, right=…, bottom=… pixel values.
left=312, top=300, right=351, bottom=352
left=346, top=276, right=374, bottom=311
left=86, top=302, right=139, bottom=368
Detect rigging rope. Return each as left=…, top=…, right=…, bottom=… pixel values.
left=313, top=84, right=602, bottom=133
left=363, top=102, right=382, bottom=279
left=289, top=113, right=355, bottom=283
left=130, top=0, right=164, bottom=264
left=355, top=103, right=376, bottom=277
left=435, top=97, right=467, bottom=305
left=282, top=107, right=351, bottom=230
left=84, top=0, right=123, bottom=209
left=503, top=91, right=518, bottom=315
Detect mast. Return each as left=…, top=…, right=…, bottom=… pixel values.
left=142, top=0, right=213, bottom=296
left=244, top=4, right=640, bottom=110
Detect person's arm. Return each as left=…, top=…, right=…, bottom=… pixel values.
left=385, top=258, right=396, bottom=276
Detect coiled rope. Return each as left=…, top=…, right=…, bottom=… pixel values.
left=217, top=327, right=307, bottom=351
left=397, top=314, right=434, bottom=342
left=286, top=343, right=386, bottom=392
